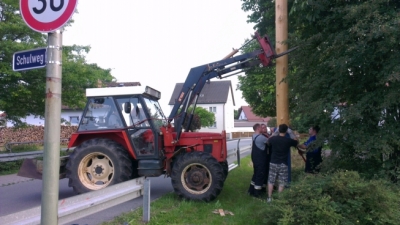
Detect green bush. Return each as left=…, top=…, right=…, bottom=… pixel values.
left=0, top=160, right=23, bottom=175
left=320, top=150, right=393, bottom=182
left=263, top=171, right=400, bottom=225
left=268, top=117, right=277, bottom=127
left=9, top=144, right=42, bottom=153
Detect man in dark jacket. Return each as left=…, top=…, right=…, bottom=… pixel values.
left=261, top=124, right=271, bottom=194
left=266, top=124, right=298, bottom=202
left=247, top=123, right=268, bottom=198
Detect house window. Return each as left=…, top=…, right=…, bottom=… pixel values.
left=208, top=107, right=217, bottom=128
left=70, top=116, right=79, bottom=125
left=209, top=121, right=217, bottom=128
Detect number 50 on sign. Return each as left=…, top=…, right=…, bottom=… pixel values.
left=20, top=0, right=78, bottom=33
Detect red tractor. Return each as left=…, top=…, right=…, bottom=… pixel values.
left=65, top=85, right=228, bottom=201
left=19, top=31, right=294, bottom=202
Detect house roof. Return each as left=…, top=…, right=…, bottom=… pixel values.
left=168, top=80, right=235, bottom=105
left=238, top=106, right=270, bottom=122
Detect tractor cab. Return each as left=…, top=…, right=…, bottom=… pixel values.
left=73, top=86, right=166, bottom=160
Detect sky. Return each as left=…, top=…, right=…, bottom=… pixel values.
left=62, top=0, right=256, bottom=112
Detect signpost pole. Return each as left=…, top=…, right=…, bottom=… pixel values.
left=19, top=0, right=77, bottom=223
left=41, top=30, right=63, bottom=225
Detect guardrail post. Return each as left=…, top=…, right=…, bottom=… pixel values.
left=236, top=139, right=241, bottom=167
left=5, top=142, right=11, bottom=152
left=143, top=178, right=150, bottom=222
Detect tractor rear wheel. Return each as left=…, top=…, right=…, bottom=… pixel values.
left=66, top=138, right=133, bottom=194
left=171, top=151, right=224, bottom=202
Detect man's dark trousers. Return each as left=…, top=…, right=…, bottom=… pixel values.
left=248, top=135, right=267, bottom=197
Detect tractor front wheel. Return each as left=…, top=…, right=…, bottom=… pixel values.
left=66, top=138, right=133, bottom=194
left=171, top=152, right=224, bottom=202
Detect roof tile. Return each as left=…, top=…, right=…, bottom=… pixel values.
left=168, top=80, right=234, bottom=105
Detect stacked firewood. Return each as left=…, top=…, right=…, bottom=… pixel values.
left=0, top=126, right=78, bottom=147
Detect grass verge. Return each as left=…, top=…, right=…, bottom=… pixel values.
left=103, top=149, right=306, bottom=225
left=0, top=160, right=23, bottom=175
left=0, top=144, right=43, bottom=153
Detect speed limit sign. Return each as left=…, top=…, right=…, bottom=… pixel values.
left=20, top=0, right=78, bottom=33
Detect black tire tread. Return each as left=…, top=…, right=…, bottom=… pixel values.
left=66, top=138, right=133, bottom=194
left=171, top=151, right=224, bottom=202
left=220, top=160, right=229, bottom=181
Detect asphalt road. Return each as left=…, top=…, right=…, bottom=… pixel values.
left=0, top=139, right=252, bottom=225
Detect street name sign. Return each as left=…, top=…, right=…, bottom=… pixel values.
left=13, top=48, right=47, bottom=71
left=20, top=0, right=78, bottom=33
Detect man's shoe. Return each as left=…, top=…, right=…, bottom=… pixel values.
left=253, top=189, right=262, bottom=198
left=267, top=197, right=272, bottom=203
left=261, top=187, right=267, bottom=195
left=247, top=185, right=255, bottom=196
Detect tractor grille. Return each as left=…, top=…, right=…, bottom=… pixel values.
left=204, top=144, right=213, bottom=153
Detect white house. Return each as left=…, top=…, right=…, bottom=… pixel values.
left=3, top=108, right=82, bottom=127
left=232, top=105, right=272, bottom=133
left=168, top=80, right=236, bottom=139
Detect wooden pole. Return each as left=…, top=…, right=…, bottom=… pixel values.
left=275, top=0, right=289, bottom=125
left=275, top=0, right=292, bottom=185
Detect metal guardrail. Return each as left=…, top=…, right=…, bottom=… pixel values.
left=1, top=139, right=251, bottom=163
left=0, top=148, right=71, bottom=162
left=226, top=139, right=252, bottom=171
left=0, top=151, right=45, bottom=162
left=0, top=177, right=146, bottom=225
left=1, top=144, right=249, bottom=163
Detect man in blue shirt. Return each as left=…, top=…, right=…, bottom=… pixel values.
left=298, top=125, right=322, bottom=173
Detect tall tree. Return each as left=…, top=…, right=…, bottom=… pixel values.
left=0, top=0, right=114, bottom=126
left=239, top=0, right=297, bottom=117
left=241, top=0, right=400, bottom=181
left=234, top=109, right=239, bottom=119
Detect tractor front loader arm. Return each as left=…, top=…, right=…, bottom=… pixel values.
left=168, top=31, right=296, bottom=141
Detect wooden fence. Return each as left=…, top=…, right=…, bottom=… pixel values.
left=231, top=132, right=255, bottom=139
